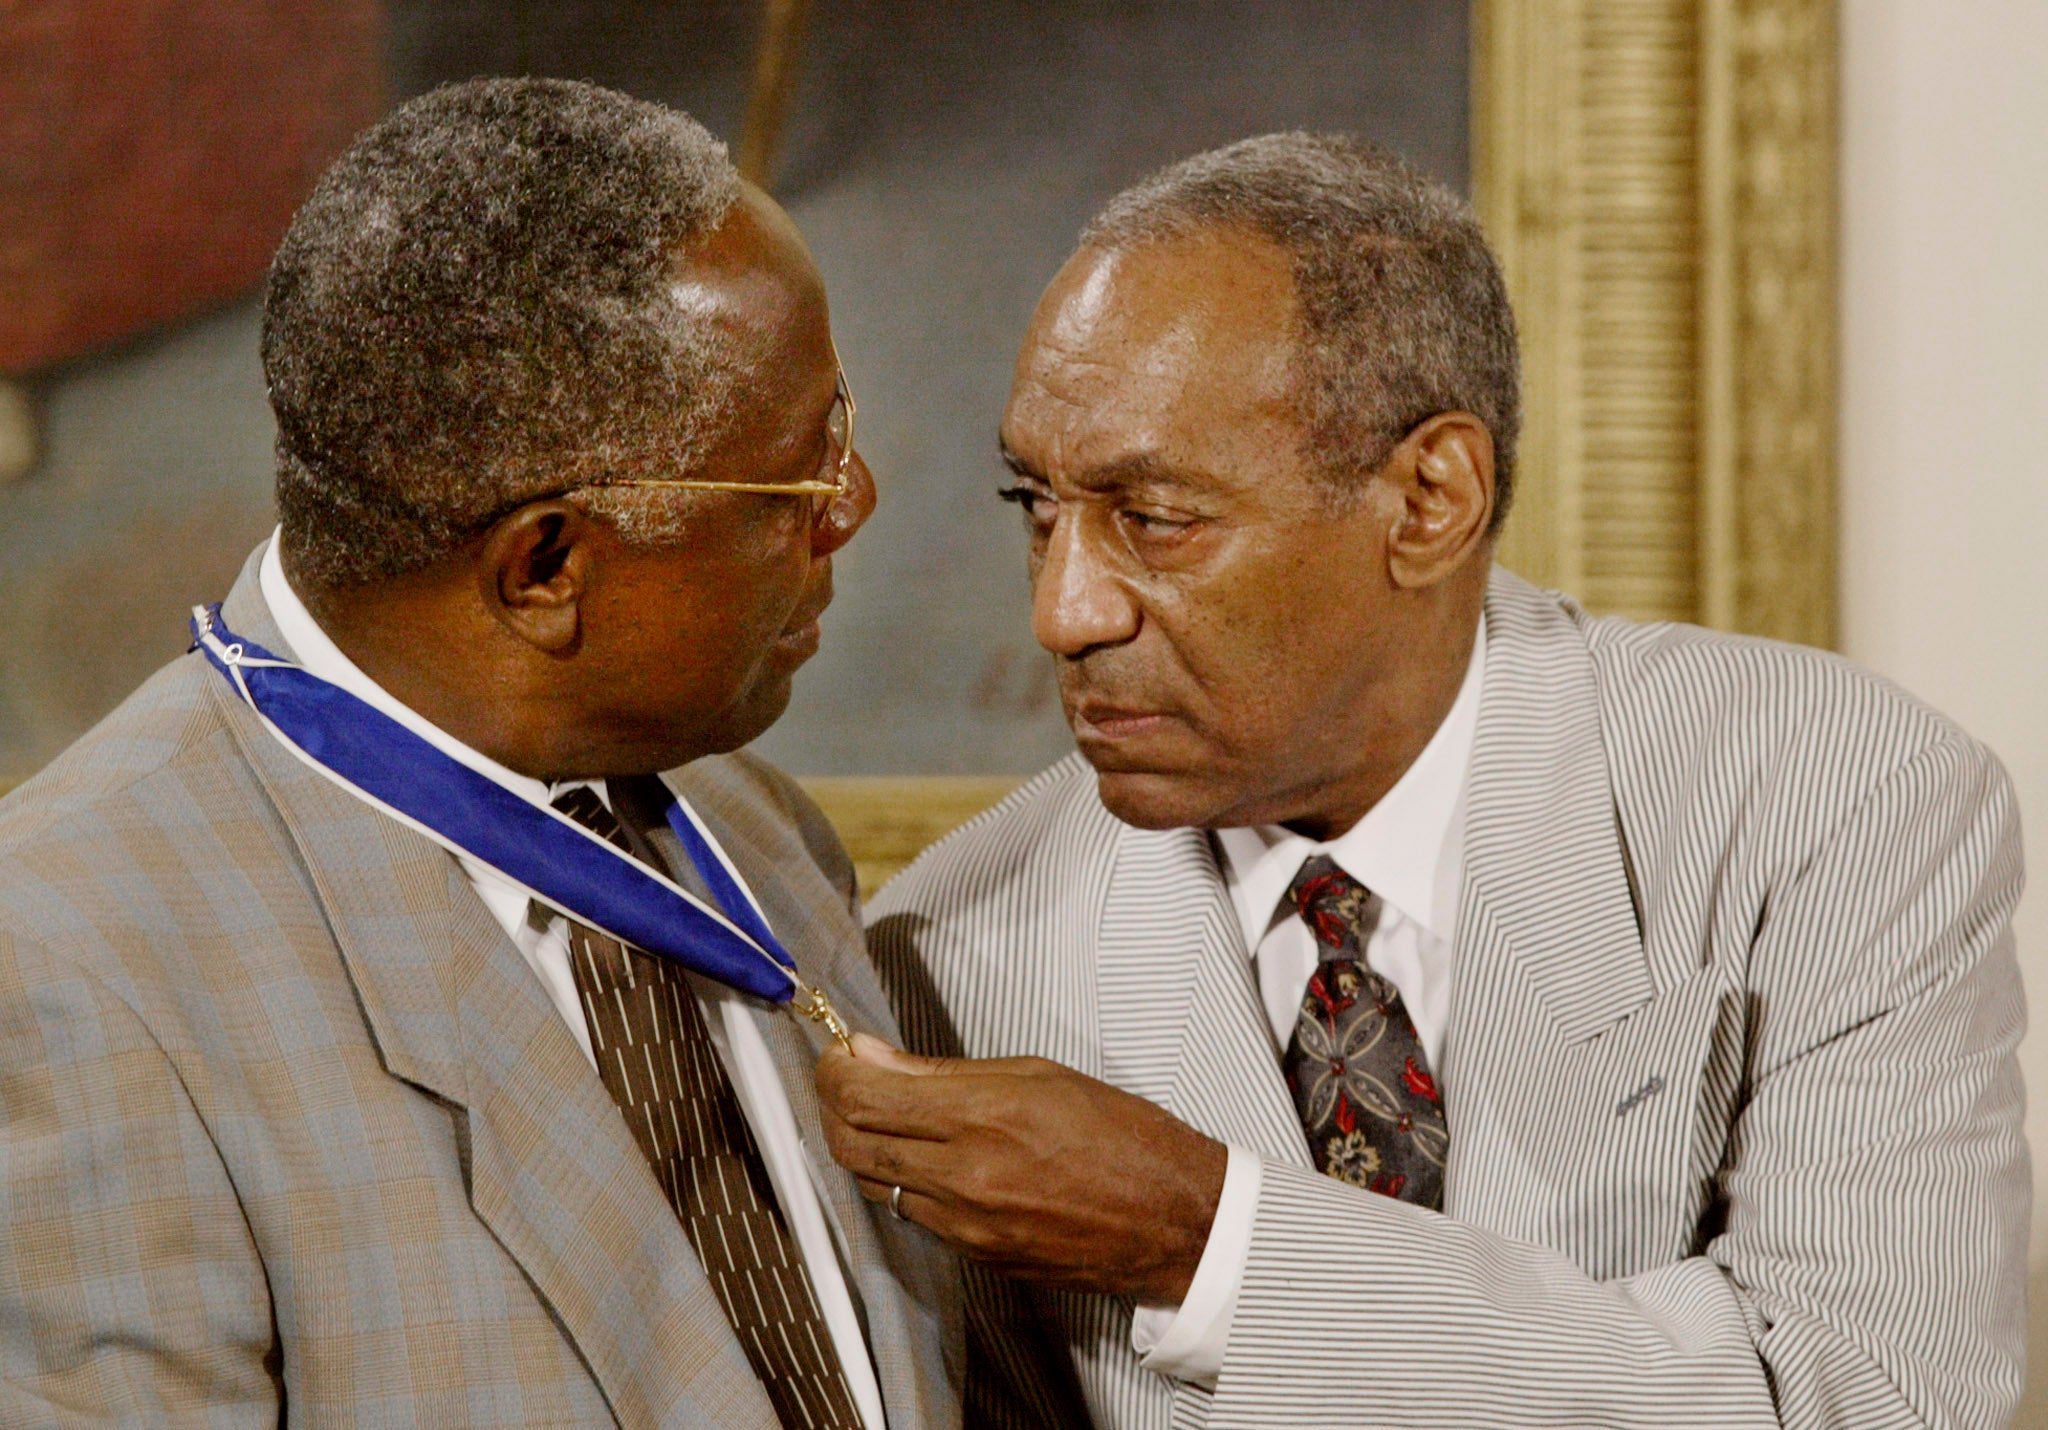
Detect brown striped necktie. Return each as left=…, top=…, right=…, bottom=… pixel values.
left=548, top=784, right=865, bottom=1430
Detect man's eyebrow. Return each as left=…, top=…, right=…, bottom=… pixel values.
left=995, top=441, right=1214, bottom=493
left=1081, top=453, right=1210, bottom=491
left=997, top=440, right=1039, bottom=480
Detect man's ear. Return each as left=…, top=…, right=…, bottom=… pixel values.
left=1384, top=412, right=1495, bottom=591
left=479, top=501, right=596, bottom=654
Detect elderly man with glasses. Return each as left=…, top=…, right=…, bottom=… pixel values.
left=0, top=78, right=959, bottom=1428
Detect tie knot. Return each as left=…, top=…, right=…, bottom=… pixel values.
left=551, top=784, right=632, bottom=853
left=1288, top=854, right=1374, bottom=953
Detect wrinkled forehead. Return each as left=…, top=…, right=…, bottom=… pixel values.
left=1006, top=231, right=1303, bottom=470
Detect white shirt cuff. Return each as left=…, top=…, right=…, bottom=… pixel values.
left=1129, top=1143, right=1262, bottom=1388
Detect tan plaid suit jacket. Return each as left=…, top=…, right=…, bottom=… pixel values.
left=0, top=550, right=963, bottom=1427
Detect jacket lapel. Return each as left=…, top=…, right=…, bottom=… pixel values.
left=1455, top=570, right=1652, bottom=1046
left=651, top=765, right=964, bottom=1430
left=1442, top=570, right=1664, bottom=1236
left=211, top=555, right=781, bottom=1429
left=1092, top=820, right=1306, bottom=1430
left=1098, top=824, right=1310, bottom=1170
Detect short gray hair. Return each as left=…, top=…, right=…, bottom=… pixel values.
left=1082, top=132, right=1520, bottom=530
left=265, top=77, right=741, bottom=586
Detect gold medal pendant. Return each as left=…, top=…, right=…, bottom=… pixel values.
left=791, top=978, right=854, bottom=1053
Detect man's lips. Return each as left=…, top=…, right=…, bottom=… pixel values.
left=774, top=588, right=832, bottom=660
left=1068, top=701, right=1175, bottom=741
left=775, top=616, right=821, bottom=659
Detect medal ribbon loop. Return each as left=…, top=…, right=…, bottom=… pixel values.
left=190, top=603, right=809, bottom=1007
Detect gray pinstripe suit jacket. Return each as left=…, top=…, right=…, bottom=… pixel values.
left=867, top=567, right=2028, bottom=1430
left=0, top=553, right=963, bottom=1427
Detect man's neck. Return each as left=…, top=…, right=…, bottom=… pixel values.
left=276, top=544, right=571, bottom=783
left=1276, top=597, right=1485, bottom=844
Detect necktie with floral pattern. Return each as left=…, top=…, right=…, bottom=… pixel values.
left=1282, top=854, right=1448, bottom=1208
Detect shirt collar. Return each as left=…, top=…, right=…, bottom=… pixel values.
left=1215, top=616, right=1485, bottom=948
left=258, top=530, right=591, bottom=812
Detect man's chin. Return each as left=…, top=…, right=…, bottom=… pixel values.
left=1090, top=766, right=1233, bottom=832
left=1075, top=719, right=1234, bottom=829
left=707, top=676, right=797, bottom=757
left=631, top=676, right=796, bottom=773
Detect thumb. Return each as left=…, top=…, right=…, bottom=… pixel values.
left=849, top=1031, right=949, bottom=1075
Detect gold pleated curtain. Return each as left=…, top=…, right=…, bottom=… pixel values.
left=1473, top=0, right=1837, bottom=646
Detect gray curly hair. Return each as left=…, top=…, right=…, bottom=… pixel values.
left=265, top=77, right=742, bottom=586
left=1083, top=132, right=1520, bottom=530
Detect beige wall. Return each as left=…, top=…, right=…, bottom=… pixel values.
left=1838, top=0, right=2048, bottom=1410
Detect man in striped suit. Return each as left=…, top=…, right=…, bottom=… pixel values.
left=817, top=134, right=2028, bottom=1427
left=0, top=80, right=959, bottom=1425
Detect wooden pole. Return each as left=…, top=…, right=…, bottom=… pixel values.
left=0, top=380, right=38, bottom=487
left=736, top=0, right=814, bottom=189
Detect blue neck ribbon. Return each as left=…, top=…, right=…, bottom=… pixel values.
left=190, top=604, right=800, bottom=1005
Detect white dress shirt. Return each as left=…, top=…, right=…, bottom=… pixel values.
left=1131, top=620, right=1486, bottom=1388
left=259, top=534, right=887, bottom=1430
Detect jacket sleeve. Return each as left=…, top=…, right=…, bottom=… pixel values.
left=0, top=931, right=280, bottom=1426
left=1208, top=734, right=2029, bottom=1429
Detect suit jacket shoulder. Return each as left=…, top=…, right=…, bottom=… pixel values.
left=1499, top=565, right=1995, bottom=815
left=1, top=650, right=233, bottom=870
left=0, top=648, right=308, bottom=997
left=1572, top=577, right=1996, bottom=807
left=1540, top=574, right=2021, bottom=1026
left=883, top=755, right=1118, bottom=905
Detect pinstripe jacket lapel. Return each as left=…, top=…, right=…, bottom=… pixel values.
left=1094, top=827, right=1309, bottom=1430
left=209, top=573, right=789, bottom=1429
left=1456, top=571, right=1651, bottom=1047
left=1443, top=572, right=1727, bottom=1273
left=1098, top=826, right=1308, bottom=1171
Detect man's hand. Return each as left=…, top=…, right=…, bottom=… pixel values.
left=816, top=1034, right=1229, bottom=1303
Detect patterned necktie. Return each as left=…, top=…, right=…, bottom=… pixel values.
left=1282, top=854, right=1449, bottom=1209
left=547, top=784, right=864, bottom=1430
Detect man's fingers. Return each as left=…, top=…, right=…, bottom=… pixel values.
left=821, top=1114, right=960, bottom=1193
left=846, top=1033, right=1067, bottom=1082
left=823, top=1051, right=1229, bottom=1302
left=849, top=1174, right=945, bottom=1229
left=816, top=1051, right=1000, bottom=1139
left=848, top=1033, right=1058, bottom=1079
left=847, top=1031, right=941, bottom=1073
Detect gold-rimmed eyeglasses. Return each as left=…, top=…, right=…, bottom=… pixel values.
left=599, top=340, right=856, bottom=504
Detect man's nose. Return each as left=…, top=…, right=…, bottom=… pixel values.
left=1032, top=516, right=1140, bottom=657
left=811, top=449, right=876, bottom=557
